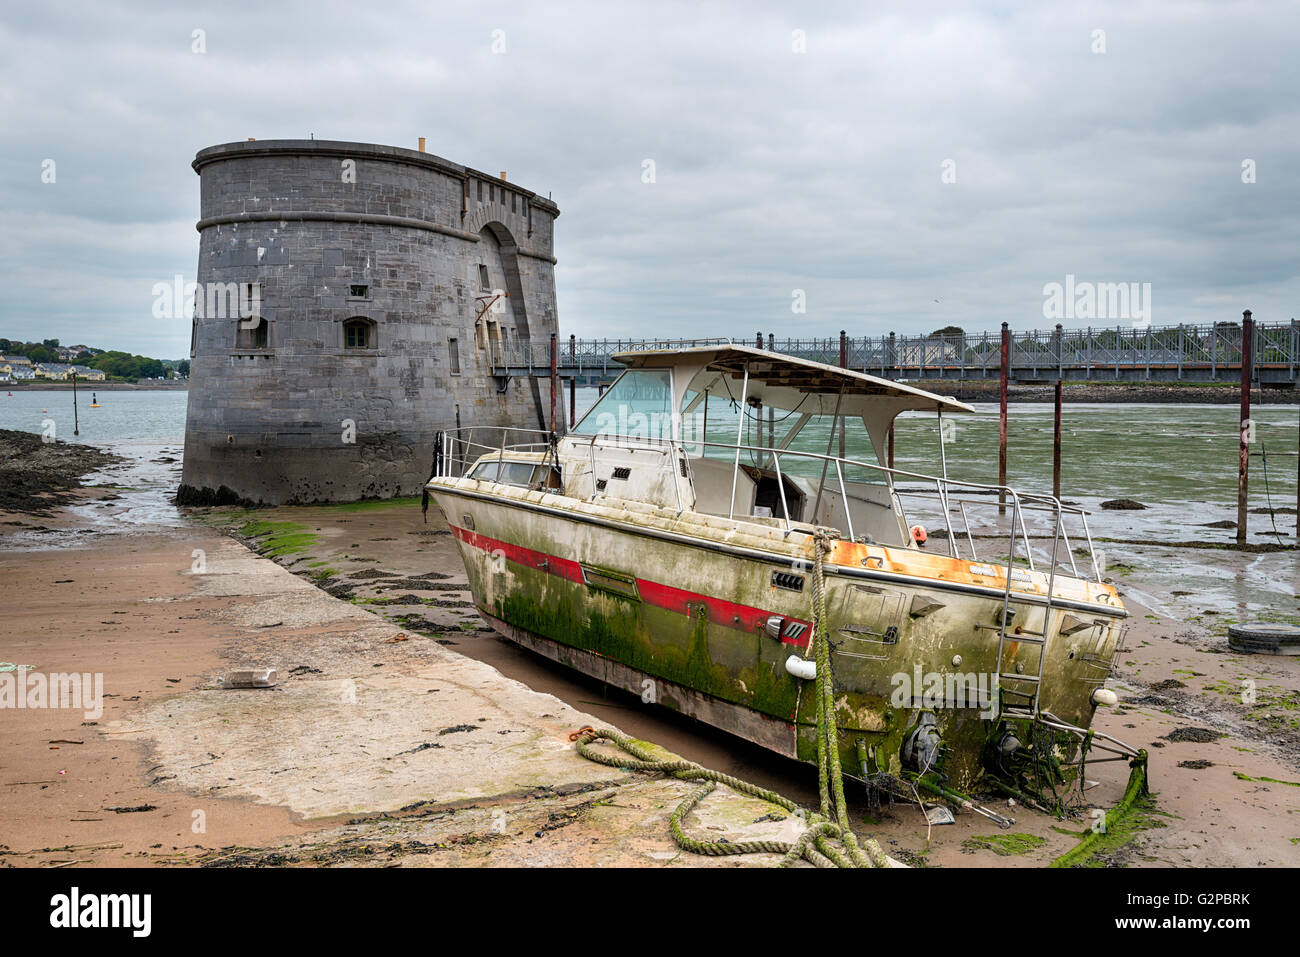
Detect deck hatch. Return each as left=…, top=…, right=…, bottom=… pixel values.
left=581, top=565, right=641, bottom=601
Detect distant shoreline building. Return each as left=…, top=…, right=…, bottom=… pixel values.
left=177, top=138, right=562, bottom=505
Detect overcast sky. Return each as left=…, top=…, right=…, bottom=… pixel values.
left=2, top=0, right=1297, bottom=358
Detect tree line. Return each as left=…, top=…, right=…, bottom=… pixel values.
left=0, top=338, right=188, bottom=380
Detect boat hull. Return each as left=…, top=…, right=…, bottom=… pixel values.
left=429, top=478, right=1127, bottom=789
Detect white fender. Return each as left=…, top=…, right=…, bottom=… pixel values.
left=785, top=655, right=816, bottom=680
left=1092, top=688, right=1118, bottom=706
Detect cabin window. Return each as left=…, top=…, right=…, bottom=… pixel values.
left=343, top=318, right=375, bottom=350
left=570, top=369, right=673, bottom=440
left=235, top=318, right=269, bottom=350
left=468, top=459, right=551, bottom=487
left=449, top=337, right=460, bottom=374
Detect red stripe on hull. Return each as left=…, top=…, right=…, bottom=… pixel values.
left=450, top=524, right=811, bottom=648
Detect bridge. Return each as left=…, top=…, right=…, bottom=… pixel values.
left=489, top=318, right=1300, bottom=388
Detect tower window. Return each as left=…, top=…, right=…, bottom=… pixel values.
left=478, top=264, right=490, bottom=291
left=511, top=193, right=516, bottom=213
left=343, top=318, right=375, bottom=350
left=477, top=181, right=484, bottom=201
left=235, top=318, right=269, bottom=350
left=449, top=338, right=460, bottom=375
left=349, top=284, right=369, bottom=299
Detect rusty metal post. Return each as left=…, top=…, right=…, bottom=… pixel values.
left=999, top=322, right=1010, bottom=514
left=1237, top=310, right=1252, bottom=545
left=568, top=334, right=576, bottom=426
left=549, top=332, right=558, bottom=434
left=1053, top=378, right=1062, bottom=500
left=839, top=330, right=847, bottom=459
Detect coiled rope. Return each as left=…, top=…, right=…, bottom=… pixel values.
left=573, top=527, right=889, bottom=867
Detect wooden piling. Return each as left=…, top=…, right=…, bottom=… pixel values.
left=998, top=322, right=1009, bottom=513
left=1053, top=378, right=1062, bottom=500
left=1237, top=311, right=1252, bottom=545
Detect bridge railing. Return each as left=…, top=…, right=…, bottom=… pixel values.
left=487, top=319, right=1298, bottom=381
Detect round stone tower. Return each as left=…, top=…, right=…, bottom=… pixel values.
left=178, top=138, right=561, bottom=505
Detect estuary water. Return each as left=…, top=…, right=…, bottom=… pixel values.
left=3, top=387, right=1295, bottom=616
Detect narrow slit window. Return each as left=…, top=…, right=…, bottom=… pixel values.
left=478, top=264, right=490, bottom=291
left=449, top=337, right=460, bottom=374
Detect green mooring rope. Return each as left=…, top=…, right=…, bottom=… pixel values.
left=573, top=528, right=889, bottom=868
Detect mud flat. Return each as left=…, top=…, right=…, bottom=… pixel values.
left=0, top=428, right=121, bottom=515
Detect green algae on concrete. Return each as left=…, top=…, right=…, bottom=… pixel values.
left=237, top=519, right=319, bottom=557
left=963, top=832, right=1046, bottom=856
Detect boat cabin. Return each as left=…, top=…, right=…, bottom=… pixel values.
left=551, top=345, right=974, bottom=547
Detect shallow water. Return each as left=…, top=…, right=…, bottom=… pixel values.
left=0, top=390, right=187, bottom=544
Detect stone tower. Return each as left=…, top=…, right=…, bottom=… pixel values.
left=177, top=139, right=561, bottom=505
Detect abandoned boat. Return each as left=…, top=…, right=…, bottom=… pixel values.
left=425, top=345, right=1143, bottom=802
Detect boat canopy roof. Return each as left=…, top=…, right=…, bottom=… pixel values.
left=612, top=344, right=975, bottom=417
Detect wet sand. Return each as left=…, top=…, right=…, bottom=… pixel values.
left=0, top=523, right=312, bottom=865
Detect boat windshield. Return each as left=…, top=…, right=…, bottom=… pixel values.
left=570, top=369, right=673, bottom=441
